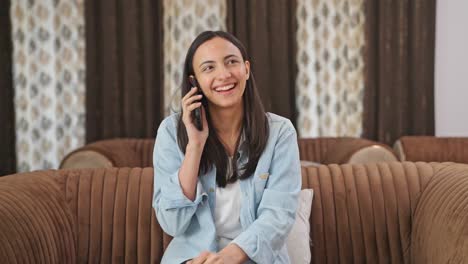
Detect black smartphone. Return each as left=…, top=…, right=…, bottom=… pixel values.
left=188, top=75, right=203, bottom=131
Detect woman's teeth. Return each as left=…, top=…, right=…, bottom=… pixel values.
left=215, top=84, right=235, bottom=92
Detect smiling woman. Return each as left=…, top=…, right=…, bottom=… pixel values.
left=152, top=31, right=301, bottom=264
left=177, top=32, right=269, bottom=189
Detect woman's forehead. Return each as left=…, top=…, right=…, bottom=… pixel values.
left=193, top=37, right=242, bottom=63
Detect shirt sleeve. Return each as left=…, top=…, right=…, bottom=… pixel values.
left=152, top=116, right=207, bottom=236
left=232, top=121, right=302, bottom=263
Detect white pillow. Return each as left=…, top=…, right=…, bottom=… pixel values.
left=286, top=189, right=313, bottom=264
left=300, top=160, right=321, bottom=167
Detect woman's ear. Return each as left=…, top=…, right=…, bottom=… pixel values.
left=244, top=60, right=250, bottom=80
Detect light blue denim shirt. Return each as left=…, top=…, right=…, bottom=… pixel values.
left=152, top=112, right=301, bottom=264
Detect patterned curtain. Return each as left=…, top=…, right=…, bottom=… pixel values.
left=296, top=0, right=365, bottom=137
left=11, top=0, right=85, bottom=172
left=163, top=0, right=227, bottom=115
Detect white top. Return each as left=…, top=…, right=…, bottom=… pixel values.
left=214, top=156, right=242, bottom=250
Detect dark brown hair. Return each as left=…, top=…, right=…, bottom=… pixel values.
left=176, top=31, right=269, bottom=187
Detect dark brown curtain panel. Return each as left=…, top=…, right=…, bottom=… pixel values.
left=363, top=0, right=436, bottom=145
left=85, top=0, right=164, bottom=142
left=0, top=0, right=16, bottom=175
left=227, top=0, right=298, bottom=125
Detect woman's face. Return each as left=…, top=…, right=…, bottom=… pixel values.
left=192, top=37, right=250, bottom=111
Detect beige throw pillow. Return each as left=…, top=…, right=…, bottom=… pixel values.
left=286, top=189, right=314, bottom=264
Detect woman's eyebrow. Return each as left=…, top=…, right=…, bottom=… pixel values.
left=199, top=60, right=215, bottom=68
left=224, top=54, right=240, bottom=60
left=198, top=54, right=240, bottom=68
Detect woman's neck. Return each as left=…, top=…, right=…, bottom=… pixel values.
left=209, top=105, right=244, bottom=156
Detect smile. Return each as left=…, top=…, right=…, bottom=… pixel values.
left=214, top=83, right=236, bottom=93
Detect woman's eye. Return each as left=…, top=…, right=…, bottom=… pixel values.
left=202, top=66, right=214, bottom=72
left=228, top=59, right=238, bottom=65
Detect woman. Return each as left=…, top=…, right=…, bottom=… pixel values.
left=153, top=31, right=301, bottom=264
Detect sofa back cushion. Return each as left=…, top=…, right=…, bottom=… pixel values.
left=395, top=136, right=468, bottom=163
left=301, top=162, right=439, bottom=264
left=298, top=137, right=397, bottom=164
left=60, top=139, right=155, bottom=169
left=54, top=168, right=169, bottom=263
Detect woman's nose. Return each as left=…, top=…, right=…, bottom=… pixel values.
left=217, top=66, right=232, bottom=79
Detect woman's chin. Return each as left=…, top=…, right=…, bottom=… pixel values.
left=209, top=99, right=243, bottom=111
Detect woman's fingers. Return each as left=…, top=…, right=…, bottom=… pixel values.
left=182, top=88, right=203, bottom=119
left=190, top=251, right=210, bottom=264
left=203, top=254, right=222, bottom=264
left=181, top=88, right=202, bottom=124
left=183, top=94, right=203, bottom=108
left=182, top=87, right=199, bottom=102
left=186, top=102, right=202, bottom=112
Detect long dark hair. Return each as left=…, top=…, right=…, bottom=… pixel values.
left=176, top=31, right=269, bottom=188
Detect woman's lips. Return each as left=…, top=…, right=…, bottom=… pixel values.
left=214, top=83, right=236, bottom=94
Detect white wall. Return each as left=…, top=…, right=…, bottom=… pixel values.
left=435, top=0, right=468, bottom=136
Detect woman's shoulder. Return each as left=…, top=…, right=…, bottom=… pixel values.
left=265, top=112, right=296, bottom=134
left=158, top=112, right=181, bottom=130
left=156, top=112, right=181, bottom=139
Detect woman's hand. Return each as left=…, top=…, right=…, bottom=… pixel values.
left=182, top=87, right=209, bottom=149
left=187, top=251, right=237, bottom=264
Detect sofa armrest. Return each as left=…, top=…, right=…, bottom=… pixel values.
left=0, top=171, right=76, bottom=263
left=412, top=163, right=468, bottom=263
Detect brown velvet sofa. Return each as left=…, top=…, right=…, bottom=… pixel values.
left=1, top=162, right=467, bottom=263
left=59, top=137, right=397, bottom=169
left=394, top=136, right=468, bottom=163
